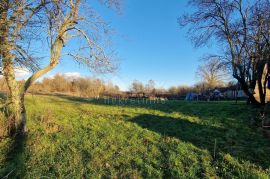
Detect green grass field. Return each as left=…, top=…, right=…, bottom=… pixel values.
left=0, top=95, right=270, bottom=178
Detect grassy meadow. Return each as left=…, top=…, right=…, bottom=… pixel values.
left=0, top=95, right=270, bottom=178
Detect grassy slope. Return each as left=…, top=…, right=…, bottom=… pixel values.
left=0, top=95, right=270, bottom=178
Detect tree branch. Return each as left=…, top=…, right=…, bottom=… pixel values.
left=0, top=101, right=11, bottom=109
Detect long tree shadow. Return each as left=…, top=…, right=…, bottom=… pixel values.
left=0, top=133, right=27, bottom=178
left=60, top=96, right=262, bottom=133
left=50, top=95, right=270, bottom=168
left=128, top=114, right=270, bottom=169
left=58, top=95, right=253, bottom=121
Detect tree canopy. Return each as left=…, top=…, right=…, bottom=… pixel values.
left=179, top=0, right=270, bottom=105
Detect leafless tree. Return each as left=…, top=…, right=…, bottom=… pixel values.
left=0, top=0, right=121, bottom=135
left=179, top=0, right=270, bottom=105
left=168, top=86, right=178, bottom=95
left=145, top=80, right=156, bottom=95
left=196, top=57, right=227, bottom=89
left=130, top=80, right=144, bottom=95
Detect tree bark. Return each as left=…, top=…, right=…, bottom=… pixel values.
left=0, top=0, right=27, bottom=135
left=0, top=0, right=80, bottom=136
left=258, top=79, right=265, bottom=105
left=256, top=62, right=269, bottom=105
left=235, top=76, right=261, bottom=105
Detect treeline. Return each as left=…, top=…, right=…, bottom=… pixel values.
left=129, top=79, right=234, bottom=95
left=0, top=74, right=121, bottom=98
left=129, top=80, right=193, bottom=97
left=0, top=74, right=235, bottom=99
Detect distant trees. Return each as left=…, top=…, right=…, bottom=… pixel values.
left=196, top=57, right=227, bottom=89
left=168, top=86, right=178, bottom=94
left=130, top=80, right=144, bottom=94
left=128, top=79, right=194, bottom=98
left=25, top=74, right=120, bottom=98
left=145, top=80, right=156, bottom=95
left=1, top=75, right=247, bottom=100
left=168, top=85, right=190, bottom=96
left=179, top=0, right=270, bottom=105
left=192, top=82, right=207, bottom=94
left=104, top=82, right=120, bottom=97
left=129, top=80, right=157, bottom=96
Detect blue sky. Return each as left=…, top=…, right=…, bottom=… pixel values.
left=38, top=0, right=218, bottom=90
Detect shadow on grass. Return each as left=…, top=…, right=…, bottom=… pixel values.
left=58, top=95, right=251, bottom=121
left=128, top=114, right=270, bottom=169
left=1, top=133, right=27, bottom=178
left=61, top=96, right=264, bottom=133
left=46, top=95, right=270, bottom=168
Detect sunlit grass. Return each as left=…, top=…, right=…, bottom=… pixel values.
left=0, top=95, right=270, bottom=178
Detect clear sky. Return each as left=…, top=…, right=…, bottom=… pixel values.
left=38, top=0, right=218, bottom=91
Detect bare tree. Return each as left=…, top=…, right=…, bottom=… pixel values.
left=179, top=0, right=270, bottom=105
left=130, top=80, right=144, bottom=94
left=145, top=80, right=155, bottom=95
left=0, top=0, right=121, bottom=135
left=248, top=1, right=270, bottom=104
left=168, top=86, right=178, bottom=95
left=196, top=57, right=227, bottom=89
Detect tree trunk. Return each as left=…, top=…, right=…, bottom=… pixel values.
left=257, top=62, right=268, bottom=105
left=262, top=63, right=269, bottom=103
left=0, top=0, right=76, bottom=136
left=0, top=0, right=27, bottom=135
left=258, top=78, right=266, bottom=105
left=7, top=94, right=27, bottom=135
left=236, top=77, right=261, bottom=105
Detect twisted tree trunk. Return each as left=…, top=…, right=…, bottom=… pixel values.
left=2, top=53, right=27, bottom=135
left=0, top=0, right=91, bottom=136
left=1, top=0, right=35, bottom=135
left=0, top=0, right=24, bottom=135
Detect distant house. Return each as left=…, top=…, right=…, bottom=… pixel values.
left=200, top=85, right=247, bottom=100
left=220, top=81, right=270, bottom=102
left=222, top=86, right=247, bottom=99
